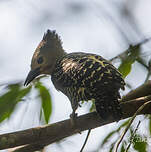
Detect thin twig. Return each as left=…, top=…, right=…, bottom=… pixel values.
left=80, top=129, right=91, bottom=152
left=110, top=38, right=151, bottom=63
left=114, top=100, right=151, bottom=152
left=125, top=120, right=141, bottom=152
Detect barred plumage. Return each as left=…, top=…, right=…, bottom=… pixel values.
left=51, top=52, right=125, bottom=120
left=25, top=29, right=125, bottom=121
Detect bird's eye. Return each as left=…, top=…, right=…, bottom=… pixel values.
left=37, top=56, right=44, bottom=64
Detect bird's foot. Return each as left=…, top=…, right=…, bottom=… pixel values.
left=70, top=112, right=78, bottom=126
left=70, top=112, right=81, bottom=134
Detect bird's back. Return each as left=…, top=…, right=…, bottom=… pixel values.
left=52, top=52, right=124, bottom=96
left=51, top=52, right=125, bottom=120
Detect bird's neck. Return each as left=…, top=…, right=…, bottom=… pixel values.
left=48, top=48, right=67, bottom=75
left=56, top=48, right=67, bottom=60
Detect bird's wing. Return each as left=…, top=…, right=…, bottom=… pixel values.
left=52, top=53, right=125, bottom=91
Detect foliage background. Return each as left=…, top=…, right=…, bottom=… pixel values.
left=0, top=0, right=151, bottom=151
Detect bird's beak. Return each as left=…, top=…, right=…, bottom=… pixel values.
left=24, top=67, right=40, bottom=86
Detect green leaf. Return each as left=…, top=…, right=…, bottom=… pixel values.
left=118, top=44, right=140, bottom=78
left=0, top=84, right=20, bottom=122
left=133, top=142, right=147, bottom=152
left=118, top=61, right=133, bottom=78
left=17, top=86, right=32, bottom=102
left=132, top=134, right=147, bottom=152
left=0, top=83, right=31, bottom=122
left=36, top=82, right=52, bottom=124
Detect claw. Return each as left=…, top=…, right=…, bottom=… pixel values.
left=70, top=112, right=78, bottom=126
left=70, top=112, right=81, bottom=134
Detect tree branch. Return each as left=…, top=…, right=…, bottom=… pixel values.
left=122, top=80, right=151, bottom=101
left=0, top=81, right=151, bottom=152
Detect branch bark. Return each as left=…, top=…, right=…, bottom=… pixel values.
left=0, top=81, right=151, bottom=152
left=122, top=80, right=151, bottom=101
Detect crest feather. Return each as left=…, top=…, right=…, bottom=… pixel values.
left=42, top=29, right=62, bottom=48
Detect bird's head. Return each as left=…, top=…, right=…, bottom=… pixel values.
left=24, top=29, right=65, bottom=86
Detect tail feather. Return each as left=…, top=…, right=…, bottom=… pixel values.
left=95, top=92, right=122, bottom=121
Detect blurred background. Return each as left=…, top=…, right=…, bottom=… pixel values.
left=0, top=0, right=151, bottom=151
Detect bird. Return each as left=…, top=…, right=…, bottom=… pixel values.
left=24, top=29, right=125, bottom=122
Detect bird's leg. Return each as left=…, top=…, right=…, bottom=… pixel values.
left=70, top=100, right=78, bottom=126
left=70, top=100, right=81, bottom=132
left=70, top=109, right=78, bottom=125
left=70, top=109, right=81, bottom=134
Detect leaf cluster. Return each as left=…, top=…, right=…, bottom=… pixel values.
left=0, top=80, right=52, bottom=125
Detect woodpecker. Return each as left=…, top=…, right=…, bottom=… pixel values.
left=24, top=30, right=125, bottom=121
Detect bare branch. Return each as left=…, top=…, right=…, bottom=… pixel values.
left=0, top=81, right=151, bottom=152
left=122, top=80, right=151, bottom=101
